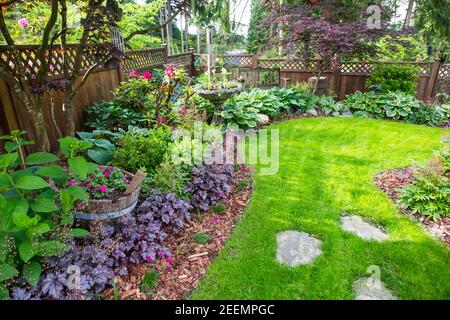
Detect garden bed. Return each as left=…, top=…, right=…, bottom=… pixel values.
left=375, top=167, right=450, bottom=247
left=104, top=166, right=254, bottom=300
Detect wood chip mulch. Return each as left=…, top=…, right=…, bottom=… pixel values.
left=374, top=167, right=450, bottom=248
left=104, top=166, right=254, bottom=300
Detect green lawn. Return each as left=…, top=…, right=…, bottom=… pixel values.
left=191, top=118, right=450, bottom=300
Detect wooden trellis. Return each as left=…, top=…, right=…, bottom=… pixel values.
left=0, top=44, right=110, bottom=80
left=123, top=47, right=167, bottom=73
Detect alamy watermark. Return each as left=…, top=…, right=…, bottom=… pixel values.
left=171, top=121, right=280, bottom=175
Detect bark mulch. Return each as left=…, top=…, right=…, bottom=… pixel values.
left=374, top=167, right=450, bottom=248
left=104, top=166, right=254, bottom=300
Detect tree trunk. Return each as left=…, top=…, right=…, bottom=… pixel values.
left=166, top=2, right=173, bottom=55
left=62, top=99, right=76, bottom=137
left=29, top=100, right=50, bottom=151
left=180, top=13, right=184, bottom=53
left=196, top=26, right=201, bottom=53
left=160, top=8, right=165, bottom=43
left=185, top=12, right=189, bottom=51
left=403, top=0, right=415, bottom=28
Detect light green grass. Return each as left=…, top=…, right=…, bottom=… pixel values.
left=191, top=118, right=450, bottom=300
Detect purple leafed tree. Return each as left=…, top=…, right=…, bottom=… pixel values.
left=264, top=3, right=392, bottom=93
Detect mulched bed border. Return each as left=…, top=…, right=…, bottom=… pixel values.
left=104, top=166, right=254, bottom=300
left=374, top=167, right=450, bottom=248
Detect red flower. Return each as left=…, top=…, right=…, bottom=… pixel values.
left=165, top=65, right=175, bottom=78
left=129, top=70, right=139, bottom=78
left=142, top=71, right=153, bottom=80
left=156, top=117, right=166, bottom=124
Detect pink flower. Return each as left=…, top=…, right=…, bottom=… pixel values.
left=158, top=251, right=165, bottom=258
left=108, top=166, right=115, bottom=172
left=156, top=117, right=166, bottom=124
left=142, top=71, right=153, bottom=80
left=165, top=265, right=171, bottom=270
left=69, top=179, right=77, bottom=186
left=145, top=255, right=153, bottom=262
left=129, top=69, right=139, bottom=78
left=124, top=180, right=130, bottom=184
left=165, top=65, right=175, bottom=78
left=99, top=185, right=107, bottom=193
left=178, top=107, right=188, bottom=116
left=18, top=18, right=29, bottom=27
left=85, top=182, right=91, bottom=187
left=98, top=165, right=104, bottom=170
left=104, top=171, right=110, bottom=178
left=165, top=257, right=173, bottom=264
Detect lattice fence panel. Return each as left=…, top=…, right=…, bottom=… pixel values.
left=222, top=54, right=253, bottom=67
left=438, top=64, right=450, bottom=80
left=168, top=52, right=192, bottom=68
left=339, top=62, right=373, bottom=74
left=413, top=62, right=432, bottom=76
left=123, top=48, right=166, bottom=72
left=0, top=45, right=112, bottom=79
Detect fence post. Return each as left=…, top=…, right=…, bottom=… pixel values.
left=330, top=58, right=341, bottom=97
left=251, top=54, right=258, bottom=87
left=117, top=58, right=125, bottom=83
left=190, top=48, right=195, bottom=77
left=425, top=59, right=441, bottom=100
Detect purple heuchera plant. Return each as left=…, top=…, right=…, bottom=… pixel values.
left=185, top=165, right=236, bottom=211
left=137, top=189, right=192, bottom=230
left=13, top=190, right=190, bottom=300
left=11, top=166, right=234, bottom=300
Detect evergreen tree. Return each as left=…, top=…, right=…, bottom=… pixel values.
left=246, top=0, right=268, bottom=53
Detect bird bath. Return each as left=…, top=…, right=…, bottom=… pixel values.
left=196, top=83, right=242, bottom=123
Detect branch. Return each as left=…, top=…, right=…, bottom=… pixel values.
left=68, top=62, right=99, bottom=102
left=71, top=0, right=96, bottom=80
left=125, top=0, right=187, bottom=42
left=36, top=0, right=59, bottom=84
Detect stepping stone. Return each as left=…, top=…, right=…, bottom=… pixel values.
left=276, top=231, right=322, bottom=267
left=353, top=277, right=398, bottom=300
left=341, top=215, right=389, bottom=242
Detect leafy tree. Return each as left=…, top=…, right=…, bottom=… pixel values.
left=0, top=0, right=123, bottom=150
left=246, top=0, right=268, bottom=53
left=265, top=3, right=391, bottom=93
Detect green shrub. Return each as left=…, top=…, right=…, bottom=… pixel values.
left=149, top=154, right=191, bottom=197
left=400, top=171, right=450, bottom=221
left=85, top=101, right=146, bottom=131
left=367, top=64, right=419, bottom=94
left=114, top=77, right=159, bottom=111
left=113, top=128, right=171, bottom=174
left=343, top=91, right=422, bottom=120
left=408, top=103, right=450, bottom=127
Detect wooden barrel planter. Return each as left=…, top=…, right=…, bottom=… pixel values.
left=73, top=170, right=146, bottom=221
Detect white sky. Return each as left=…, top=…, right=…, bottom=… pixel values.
left=136, top=0, right=411, bottom=37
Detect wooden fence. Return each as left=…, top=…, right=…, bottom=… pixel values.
left=0, top=45, right=195, bottom=150
left=211, top=54, right=450, bottom=101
